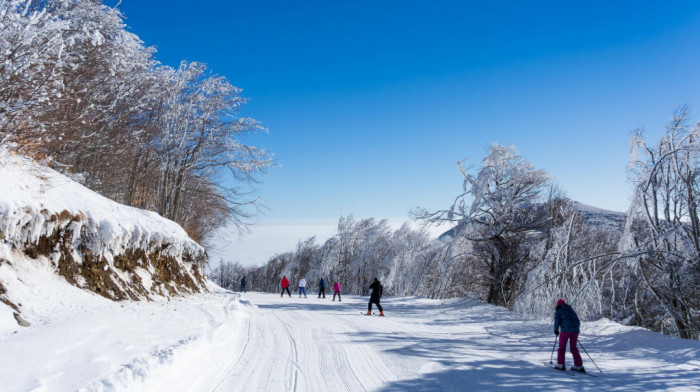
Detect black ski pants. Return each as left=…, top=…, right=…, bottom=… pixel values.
left=318, top=287, right=326, bottom=298
left=368, top=298, right=383, bottom=312
left=281, top=287, right=291, bottom=297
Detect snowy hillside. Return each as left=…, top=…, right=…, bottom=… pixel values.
left=439, top=201, right=626, bottom=240
left=571, top=201, right=627, bottom=229
left=0, top=148, right=207, bottom=331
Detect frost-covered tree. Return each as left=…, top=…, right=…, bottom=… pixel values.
left=624, top=107, right=700, bottom=339
left=251, top=216, right=446, bottom=297
left=0, top=0, right=274, bottom=243
left=38, top=0, right=159, bottom=196
left=414, top=143, right=550, bottom=307
left=0, top=0, right=70, bottom=147
left=515, top=197, right=620, bottom=320
left=385, top=223, right=433, bottom=296
left=154, top=61, right=273, bottom=230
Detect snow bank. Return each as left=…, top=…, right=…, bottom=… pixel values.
left=0, top=147, right=208, bottom=326
left=0, top=250, right=248, bottom=392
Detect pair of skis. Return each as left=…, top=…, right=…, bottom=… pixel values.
left=543, top=362, right=598, bottom=377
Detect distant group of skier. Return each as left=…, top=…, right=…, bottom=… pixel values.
left=315, top=277, right=343, bottom=301
left=238, top=274, right=591, bottom=372
left=277, top=275, right=383, bottom=316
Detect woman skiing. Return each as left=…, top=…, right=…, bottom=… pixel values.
left=332, top=280, right=341, bottom=301
left=553, top=298, right=585, bottom=373
left=280, top=276, right=291, bottom=297
left=366, top=277, right=384, bottom=316
left=298, top=276, right=307, bottom=298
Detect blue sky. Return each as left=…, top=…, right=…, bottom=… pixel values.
left=117, top=1, right=700, bottom=257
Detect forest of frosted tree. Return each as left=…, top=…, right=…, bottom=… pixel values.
left=216, top=130, right=700, bottom=340
left=0, top=0, right=272, bottom=243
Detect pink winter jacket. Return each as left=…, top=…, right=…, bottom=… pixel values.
left=333, top=282, right=341, bottom=292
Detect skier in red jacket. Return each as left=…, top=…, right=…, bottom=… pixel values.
left=280, top=276, right=291, bottom=297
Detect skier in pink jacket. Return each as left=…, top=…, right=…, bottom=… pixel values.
left=332, top=280, right=341, bottom=302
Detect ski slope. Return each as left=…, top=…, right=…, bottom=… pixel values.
left=212, top=292, right=700, bottom=392
left=2, top=282, right=700, bottom=391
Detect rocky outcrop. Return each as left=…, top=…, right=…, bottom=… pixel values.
left=3, top=208, right=207, bottom=302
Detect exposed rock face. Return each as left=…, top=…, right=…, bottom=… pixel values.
left=13, top=312, right=30, bottom=327
left=7, top=208, right=207, bottom=302
left=0, top=279, right=19, bottom=312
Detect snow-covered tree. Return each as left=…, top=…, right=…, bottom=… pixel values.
left=514, top=197, right=620, bottom=320
left=414, top=143, right=550, bottom=306
left=624, top=107, right=700, bottom=339
left=38, top=0, right=159, bottom=195
left=154, top=61, right=273, bottom=232
left=0, top=0, right=69, bottom=147
left=384, top=223, right=433, bottom=296
left=1, top=1, right=273, bottom=243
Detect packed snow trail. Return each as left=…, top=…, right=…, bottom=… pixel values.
left=211, top=293, right=414, bottom=391
left=3, top=283, right=700, bottom=391
left=205, top=292, right=700, bottom=392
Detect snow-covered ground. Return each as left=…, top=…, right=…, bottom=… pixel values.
left=0, top=250, right=246, bottom=392
left=2, top=267, right=700, bottom=392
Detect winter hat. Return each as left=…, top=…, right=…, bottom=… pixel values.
left=556, top=298, right=566, bottom=307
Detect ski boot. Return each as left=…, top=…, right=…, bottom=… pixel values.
left=379, top=311, right=384, bottom=317
left=554, top=364, right=565, bottom=371
left=570, top=366, right=586, bottom=373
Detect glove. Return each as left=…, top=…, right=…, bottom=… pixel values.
left=554, top=330, right=559, bottom=336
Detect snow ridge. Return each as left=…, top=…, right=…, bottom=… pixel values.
left=0, top=148, right=207, bottom=314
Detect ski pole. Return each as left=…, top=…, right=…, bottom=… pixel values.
left=578, top=340, right=602, bottom=373
left=549, top=335, right=558, bottom=364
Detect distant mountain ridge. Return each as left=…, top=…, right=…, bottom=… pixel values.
left=439, top=201, right=626, bottom=239
left=570, top=201, right=627, bottom=229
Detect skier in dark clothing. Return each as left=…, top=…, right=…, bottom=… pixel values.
left=240, top=276, right=247, bottom=293
left=318, top=278, right=326, bottom=298
left=366, top=278, right=384, bottom=316
left=280, top=276, right=292, bottom=297
left=553, top=298, right=585, bottom=372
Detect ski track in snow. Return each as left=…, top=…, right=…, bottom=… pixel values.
left=212, top=294, right=393, bottom=392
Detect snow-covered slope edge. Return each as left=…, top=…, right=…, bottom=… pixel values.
left=0, top=148, right=207, bottom=327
